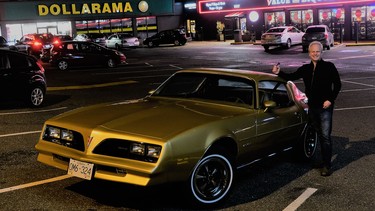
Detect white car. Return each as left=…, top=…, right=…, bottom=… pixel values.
left=261, top=26, right=304, bottom=51
left=105, top=33, right=140, bottom=49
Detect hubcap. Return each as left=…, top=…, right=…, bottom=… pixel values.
left=191, top=154, right=233, bottom=203
left=31, top=88, right=44, bottom=106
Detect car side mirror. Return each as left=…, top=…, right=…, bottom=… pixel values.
left=263, top=100, right=277, bottom=112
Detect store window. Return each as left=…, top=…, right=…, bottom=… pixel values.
left=319, top=8, right=345, bottom=41
left=264, top=12, right=285, bottom=30
left=6, top=21, right=72, bottom=45
left=136, top=16, right=157, bottom=41
left=290, top=10, right=313, bottom=31
left=351, top=6, right=375, bottom=40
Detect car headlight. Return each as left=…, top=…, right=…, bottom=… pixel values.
left=147, top=145, right=162, bottom=158
left=61, top=129, right=73, bottom=141
left=130, top=142, right=162, bottom=159
left=46, top=126, right=61, bottom=139
left=130, top=143, right=145, bottom=155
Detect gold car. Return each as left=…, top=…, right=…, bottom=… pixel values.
left=35, top=68, right=317, bottom=206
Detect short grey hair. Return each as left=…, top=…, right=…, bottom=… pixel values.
left=308, top=41, right=323, bottom=52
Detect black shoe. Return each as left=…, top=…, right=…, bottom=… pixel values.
left=321, top=167, right=332, bottom=177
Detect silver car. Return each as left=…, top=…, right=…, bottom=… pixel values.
left=261, top=26, right=304, bottom=51
left=105, top=33, right=140, bottom=50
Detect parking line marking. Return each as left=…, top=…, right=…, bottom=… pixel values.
left=283, top=188, right=318, bottom=211
left=341, top=80, right=375, bottom=87
left=47, top=80, right=138, bottom=91
left=0, top=175, right=73, bottom=194
left=0, top=131, right=41, bottom=138
left=0, top=107, right=67, bottom=116
left=335, top=105, right=375, bottom=111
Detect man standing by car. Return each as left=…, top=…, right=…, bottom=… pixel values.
left=272, top=41, right=341, bottom=176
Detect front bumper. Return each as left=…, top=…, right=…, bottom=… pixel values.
left=35, top=141, right=166, bottom=186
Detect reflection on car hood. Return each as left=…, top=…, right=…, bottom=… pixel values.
left=48, top=98, right=251, bottom=139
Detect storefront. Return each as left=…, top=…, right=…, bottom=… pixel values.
left=196, top=0, right=375, bottom=41
left=0, top=0, right=183, bottom=44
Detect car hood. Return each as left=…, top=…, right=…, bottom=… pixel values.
left=48, top=97, right=251, bottom=140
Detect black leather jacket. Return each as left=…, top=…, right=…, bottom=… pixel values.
left=278, top=59, right=341, bottom=108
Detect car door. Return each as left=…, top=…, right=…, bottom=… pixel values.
left=0, top=52, right=30, bottom=98
left=81, top=42, right=106, bottom=66
left=254, top=80, right=303, bottom=154
left=106, top=34, right=117, bottom=48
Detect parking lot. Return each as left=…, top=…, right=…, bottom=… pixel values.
left=1, top=41, right=375, bottom=210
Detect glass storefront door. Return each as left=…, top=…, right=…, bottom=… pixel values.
left=319, top=8, right=345, bottom=41
left=352, top=6, right=375, bottom=40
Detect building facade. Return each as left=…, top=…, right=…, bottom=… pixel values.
left=0, top=0, right=184, bottom=44
left=194, top=0, right=375, bottom=41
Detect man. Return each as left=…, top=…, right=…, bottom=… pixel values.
left=272, top=41, right=341, bottom=176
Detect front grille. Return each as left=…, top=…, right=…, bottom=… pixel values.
left=93, top=138, right=159, bottom=163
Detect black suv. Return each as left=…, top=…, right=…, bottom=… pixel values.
left=143, top=29, right=187, bottom=47
left=14, top=33, right=54, bottom=59
left=0, top=49, right=47, bottom=107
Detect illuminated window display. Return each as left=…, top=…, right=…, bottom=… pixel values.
left=264, top=12, right=285, bottom=30
left=319, top=8, right=345, bottom=41
left=290, top=10, right=313, bottom=31
left=352, top=6, right=375, bottom=40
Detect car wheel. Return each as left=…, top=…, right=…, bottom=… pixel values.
left=297, top=124, right=318, bottom=160
left=57, top=60, right=68, bottom=71
left=189, top=151, right=234, bottom=205
left=174, top=40, right=181, bottom=46
left=263, top=46, right=269, bottom=52
left=286, top=39, right=291, bottom=49
left=28, top=85, right=45, bottom=107
left=147, top=41, right=153, bottom=48
left=302, top=46, right=308, bottom=53
left=326, top=45, right=331, bottom=50
left=107, top=58, right=116, bottom=68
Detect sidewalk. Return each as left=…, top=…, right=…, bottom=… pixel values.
left=228, top=40, right=375, bottom=47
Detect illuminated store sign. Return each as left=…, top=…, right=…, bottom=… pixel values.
left=199, top=0, right=375, bottom=13
left=0, top=0, right=173, bottom=20
left=38, top=2, right=134, bottom=16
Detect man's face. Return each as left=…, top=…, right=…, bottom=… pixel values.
left=309, top=44, right=322, bottom=62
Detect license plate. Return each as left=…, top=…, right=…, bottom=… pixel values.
left=67, top=159, right=94, bottom=180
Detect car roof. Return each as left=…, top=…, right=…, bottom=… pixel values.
left=306, top=25, right=327, bottom=28
left=176, top=68, right=283, bottom=83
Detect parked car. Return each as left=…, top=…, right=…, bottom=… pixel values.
left=74, top=33, right=107, bottom=46
left=50, top=41, right=126, bottom=71
left=35, top=68, right=317, bottom=206
left=105, top=33, right=140, bottom=49
left=40, top=35, right=74, bottom=62
left=13, top=33, right=54, bottom=59
left=143, top=29, right=187, bottom=47
left=53, top=34, right=73, bottom=43
left=302, top=25, right=334, bottom=52
left=261, top=26, right=304, bottom=51
left=0, top=49, right=46, bottom=107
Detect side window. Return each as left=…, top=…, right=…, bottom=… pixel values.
left=0, top=55, right=11, bottom=70
left=202, top=75, right=254, bottom=106
left=258, top=81, right=293, bottom=108
left=8, top=54, right=29, bottom=69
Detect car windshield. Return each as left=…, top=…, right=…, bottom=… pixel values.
left=153, top=72, right=255, bottom=106
left=36, top=34, right=54, bottom=42
left=306, top=27, right=325, bottom=33
left=266, top=28, right=285, bottom=33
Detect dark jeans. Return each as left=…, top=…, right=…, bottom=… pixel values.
left=308, top=106, right=333, bottom=168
